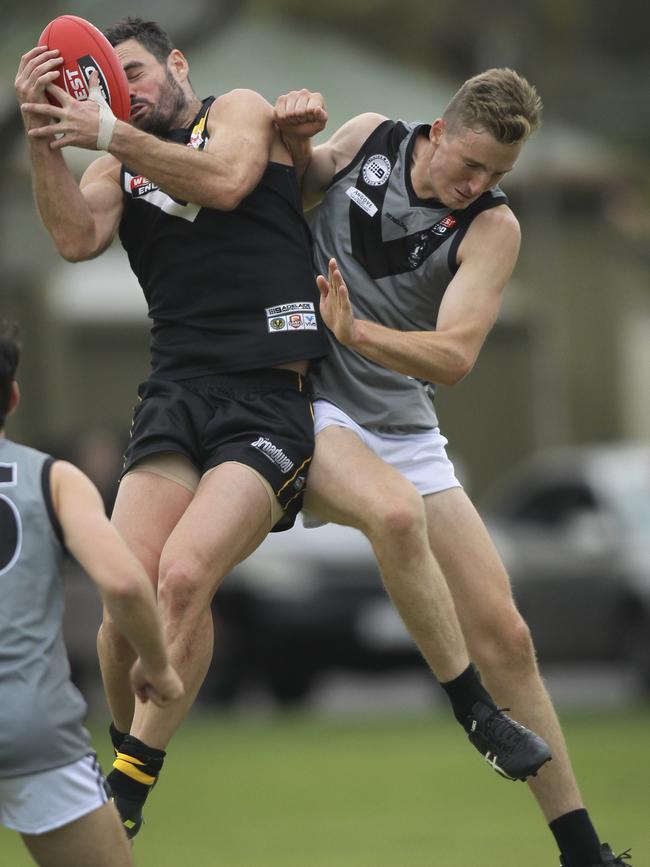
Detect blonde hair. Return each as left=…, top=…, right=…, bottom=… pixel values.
left=443, top=68, right=543, bottom=144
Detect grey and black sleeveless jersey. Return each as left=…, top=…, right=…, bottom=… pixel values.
left=0, top=439, right=90, bottom=778
left=308, top=120, right=508, bottom=431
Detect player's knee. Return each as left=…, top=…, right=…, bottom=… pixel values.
left=98, top=618, right=135, bottom=660
left=474, top=608, right=537, bottom=675
left=365, top=491, right=425, bottom=543
left=157, top=557, right=209, bottom=620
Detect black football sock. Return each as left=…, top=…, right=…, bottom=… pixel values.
left=109, top=721, right=128, bottom=755
left=107, top=734, right=166, bottom=805
left=549, top=809, right=602, bottom=867
left=440, top=663, right=497, bottom=725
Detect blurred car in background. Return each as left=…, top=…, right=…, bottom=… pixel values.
left=204, top=443, right=650, bottom=706
left=483, top=443, right=650, bottom=690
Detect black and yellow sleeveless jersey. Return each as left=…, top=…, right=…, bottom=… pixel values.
left=119, top=97, right=328, bottom=379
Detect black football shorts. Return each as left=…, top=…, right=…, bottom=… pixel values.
left=122, top=369, right=314, bottom=531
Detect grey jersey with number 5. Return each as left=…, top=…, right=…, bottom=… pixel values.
left=0, top=438, right=90, bottom=778
left=308, top=120, right=508, bottom=431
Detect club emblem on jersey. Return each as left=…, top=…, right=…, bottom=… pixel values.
left=189, top=115, right=207, bottom=150
left=362, top=154, right=392, bottom=187
left=270, top=318, right=286, bottom=331
left=130, top=175, right=159, bottom=197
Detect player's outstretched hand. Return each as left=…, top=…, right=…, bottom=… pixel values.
left=274, top=89, right=327, bottom=139
left=130, top=659, right=184, bottom=708
left=316, top=257, right=360, bottom=348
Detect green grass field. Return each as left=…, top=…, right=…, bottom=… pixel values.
left=1, top=705, right=647, bottom=866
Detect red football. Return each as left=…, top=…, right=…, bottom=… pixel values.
left=38, top=15, right=130, bottom=121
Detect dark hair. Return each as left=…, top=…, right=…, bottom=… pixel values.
left=0, top=322, right=21, bottom=428
left=104, top=17, right=175, bottom=63
left=443, top=68, right=543, bottom=144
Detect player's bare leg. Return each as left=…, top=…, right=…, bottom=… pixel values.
left=21, top=802, right=133, bottom=867
left=108, top=462, right=274, bottom=837
left=421, top=487, right=634, bottom=865
left=97, top=470, right=193, bottom=733
left=424, top=486, right=582, bottom=818
left=306, top=426, right=550, bottom=781
left=305, top=426, right=471, bottom=681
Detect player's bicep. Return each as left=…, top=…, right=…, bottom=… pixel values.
left=50, top=462, right=117, bottom=584
left=302, top=113, right=389, bottom=210
left=79, top=160, right=123, bottom=256
left=436, top=211, right=520, bottom=359
left=205, top=89, right=274, bottom=194
left=301, top=145, right=337, bottom=210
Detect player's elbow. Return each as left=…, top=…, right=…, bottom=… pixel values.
left=205, top=176, right=250, bottom=211
left=198, top=180, right=238, bottom=211
left=104, top=575, right=149, bottom=613
left=204, top=157, right=265, bottom=210
left=438, top=351, right=475, bottom=387
left=54, top=233, right=100, bottom=263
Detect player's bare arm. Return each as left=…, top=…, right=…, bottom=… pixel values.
left=318, top=205, right=521, bottom=386
left=16, top=49, right=118, bottom=261
left=273, top=88, right=328, bottom=181
left=24, top=84, right=275, bottom=211
left=274, top=96, right=387, bottom=209
left=75, top=156, right=124, bottom=259
left=50, top=460, right=183, bottom=708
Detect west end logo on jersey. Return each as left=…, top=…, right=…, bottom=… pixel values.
left=431, top=214, right=457, bottom=236
left=362, top=154, right=392, bottom=187
left=189, top=116, right=207, bottom=150
left=130, top=175, right=159, bottom=197
left=265, top=301, right=318, bottom=333
left=65, top=55, right=110, bottom=104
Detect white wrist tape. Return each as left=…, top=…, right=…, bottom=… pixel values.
left=88, top=84, right=117, bottom=151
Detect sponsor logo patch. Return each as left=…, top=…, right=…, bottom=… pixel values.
left=431, top=214, right=457, bottom=236
left=250, top=436, right=294, bottom=474
left=266, top=302, right=317, bottom=333
left=129, top=174, right=159, bottom=197
left=362, top=154, right=392, bottom=187
left=346, top=186, right=378, bottom=217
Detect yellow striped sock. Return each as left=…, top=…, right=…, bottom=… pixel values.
left=113, top=752, right=157, bottom=786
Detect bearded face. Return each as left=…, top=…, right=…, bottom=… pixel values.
left=116, top=39, right=193, bottom=134
left=130, top=66, right=189, bottom=135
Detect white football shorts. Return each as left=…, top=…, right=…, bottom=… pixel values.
left=0, top=753, right=109, bottom=835
left=303, top=400, right=461, bottom=527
